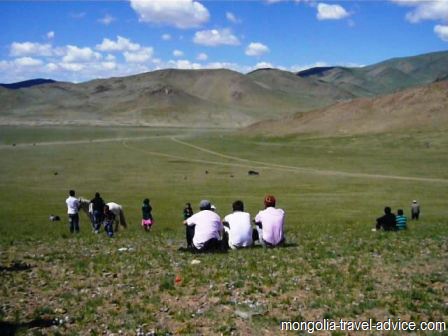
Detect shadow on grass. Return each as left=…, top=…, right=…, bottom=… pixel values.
left=0, top=318, right=55, bottom=336
left=0, top=261, right=33, bottom=272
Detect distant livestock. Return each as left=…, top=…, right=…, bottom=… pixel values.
left=248, top=170, right=259, bottom=176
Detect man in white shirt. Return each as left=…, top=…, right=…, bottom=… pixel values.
left=184, top=200, right=223, bottom=252
left=66, top=189, right=80, bottom=233
left=222, top=200, right=253, bottom=249
left=254, top=195, right=285, bottom=247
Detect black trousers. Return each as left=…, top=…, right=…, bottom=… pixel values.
left=68, top=213, right=79, bottom=233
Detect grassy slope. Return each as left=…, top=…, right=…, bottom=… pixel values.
left=247, top=80, right=448, bottom=136
left=0, top=127, right=447, bottom=335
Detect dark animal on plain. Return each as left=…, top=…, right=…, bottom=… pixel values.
left=49, top=215, right=61, bottom=222
left=248, top=170, right=259, bottom=176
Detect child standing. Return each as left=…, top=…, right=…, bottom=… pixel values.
left=141, top=198, right=154, bottom=231
left=183, top=202, right=194, bottom=248
left=396, top=209, right=407, bottom=230
left=103, top=205, right=115, bottom=237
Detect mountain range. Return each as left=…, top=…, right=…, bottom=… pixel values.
left=0, top=50, right=447, bottom=131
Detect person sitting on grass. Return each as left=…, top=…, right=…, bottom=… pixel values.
left=222, top=200, right=253, bottom=250
left=253, top=195, right=285, bottom=247
left=395, top=209, right=407, bottom=230
left=183, top=200, right=223, bottom=252
left=141, top=198, right=154, bottom=232
left=103, top=205, right=115, bottom=238
left=375, top=206, right=397, bottom=231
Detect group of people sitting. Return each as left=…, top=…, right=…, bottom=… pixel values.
left=375, top=200, right=420, bottom=231
left=181, top=195, right=285, bottom=252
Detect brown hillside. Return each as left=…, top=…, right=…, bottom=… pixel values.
left=246, top=80, right=448, bottom=136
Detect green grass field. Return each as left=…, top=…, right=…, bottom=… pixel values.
left=0, top=126, right=447, bottom=335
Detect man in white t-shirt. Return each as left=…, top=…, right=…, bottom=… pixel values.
left=183, top=200, right=223, bottom=252
left=222, top=200, right=253, bottom=249
left=66, top=189, right=80, bottom=233
left=254, top=195, right=285, bottom=247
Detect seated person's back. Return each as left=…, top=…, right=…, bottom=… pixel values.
left=395, top=209, right=407, bottom=230
left=185, top=200, right=222, bottom=250
left=223, top=200, right=253, bottom=248
left=255, top=195, right=285, bottom=246
left=376, top=206, right=397, bottom=231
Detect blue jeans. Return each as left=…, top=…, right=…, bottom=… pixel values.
left=104, top=220, right=114, bottom=237
left=68, top=214, right=79, bottom=233
left=93, top=210, right=103, bottom=231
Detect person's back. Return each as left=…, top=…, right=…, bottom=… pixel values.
left=376, top=207, right=397, bottom=231
left=185, top=200, right=222, bottom=250
left=255, top=195, right=285, bottom=246
left=223, top=200, right=253, bottom=248
left=65, top=190, right=80, bottom=233
left=396, top=209, right=407, bottom=230
left=411, top=200, right=420, bottom=220
left=142, top=199, right=153, bottom=220
left=91, top=193, right=105, bottom=213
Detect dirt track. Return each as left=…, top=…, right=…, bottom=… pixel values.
left=2, top=134, right=447, bottom=184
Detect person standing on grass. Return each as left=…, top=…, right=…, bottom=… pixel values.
left=222, top=200, right=253, bottom=250
left=103, top=205, right=115, bottom=238
left=411, top=200, right=420, bottom=220
left=66, top=190, right=80, bottom=233
left=376, top=206, right=397, bottom=231
left=90, top=192, right=105, bottom=233
left=141, top=198, right=154, bottom=232
left=183, top=200, right=223, bottom=252
left=396, top=209, right=407, bottom=230
left=253, top=195, right=285, bottom=247
left=183, top=202, right=194, bottom=248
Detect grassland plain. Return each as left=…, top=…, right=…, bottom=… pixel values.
left=0, top=126, right=447, bottom=336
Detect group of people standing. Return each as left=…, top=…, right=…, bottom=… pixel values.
left=182, top=195, right=285, bottom=252
left=65, top=190, right=120, bottom=237
left=375, top=200, right=421, bottom=231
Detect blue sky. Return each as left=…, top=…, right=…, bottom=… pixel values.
left=1, top=0, right=447, bottom=83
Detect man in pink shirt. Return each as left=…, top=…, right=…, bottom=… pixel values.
left=254, top=195, right=285, bottom=247
left=183, top=200, right=223, bottom=252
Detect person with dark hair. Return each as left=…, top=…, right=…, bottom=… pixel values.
left=183, top=200, right=222, bottom=252
left=141, top=198, right=154, bottom=232
left=183, top=202, right=194, bottom=248
left=90, top=192, right=105, bottom=233
left=65, top=189, right=80, bottom=233
left=103, top=205, right=115, bottom=238
left=376, top=207, right=397, bottom=231
left=254, top=195, right=285, bottom=247
left=222, top=200, right=253, bottom=249
left=411, top=200, right=420, bottom=220
left=396, top=209, right=407, bottom=230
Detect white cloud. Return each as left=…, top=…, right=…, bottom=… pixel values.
left=226, top=12, right=240, bottom=24
left=47, top=31, right=55, bottom=40
left=197, top=52, right=208, bottom=61
left=254, top=61, right=273, bottom=69
left=10, top=42, right=53, bottom=57
left=70, top=12, right=86, bottom=19
left=290, top=62, right=330, bottom=73
left=101, top=61, right=117, bottom=70
left=63, top=45, right=101, bottom=63
left=46, top=63, right=59, bottom=72
left=162, top=33, right=172, bottom=41
left=59, top=62, right=85, bottom=72
left=98, top=14, right=115, bottom=25
left=168, top=59, right=202, bottom=69
left=14, top=57, right=43, bottom=67
left=317, top=3, right=350, bottom=20
left=245, top=42, right=270, bottom=56
left=391, top=0, right=448, bottom=23
left=434, top=25, right=448, bottom=41
left=105, top=54, right=116, bottom=61
left=96, top=36, right=140, bottom=52
left=173, top=49, right=184, bottom=57
left=123, top=47, right=153, bottom=63
left=129, top=0, right=210, bottom=29
left=193, top=29, right=240, bottom=46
